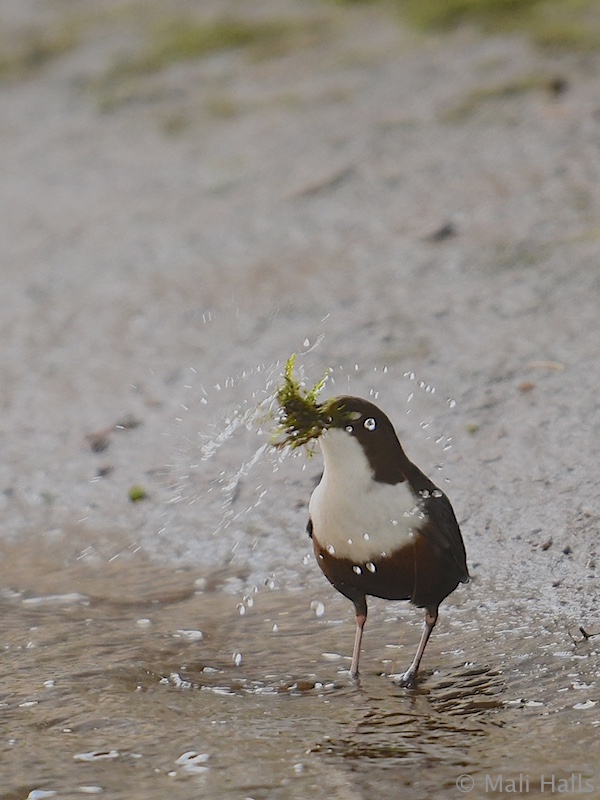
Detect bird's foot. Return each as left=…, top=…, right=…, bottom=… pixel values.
left=390, top=668, right=418, bottom=688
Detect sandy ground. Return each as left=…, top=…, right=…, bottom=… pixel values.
left=1, top=2, right=600, bottom=797
left=1, top=0, right=599, bottom=629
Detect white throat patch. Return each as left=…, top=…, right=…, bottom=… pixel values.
left=308, top=429, right=422, bottom=562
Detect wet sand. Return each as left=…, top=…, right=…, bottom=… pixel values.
left=1, top=0, right=599, bottom=797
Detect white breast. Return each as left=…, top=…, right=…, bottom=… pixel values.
left=308, top=429, right=423, bottom=562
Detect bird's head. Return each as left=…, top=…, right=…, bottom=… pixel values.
left=319, top=396, right=406, bottom=485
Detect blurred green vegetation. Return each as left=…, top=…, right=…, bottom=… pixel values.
left=93, top=13, right=331, bottom=112
left=111, top=15, right=329, bottom=77
left=0, top=10, right=330, bottom=89
left=441, top=73, right=568, bottom=121
left=335, top=0, right=600, bottom=50
left=0, top=24, right=78, bottom=81
left=2, top=0, right=600, bottom=90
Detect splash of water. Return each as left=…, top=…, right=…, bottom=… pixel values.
left=158, top=341, right=460, bottom=641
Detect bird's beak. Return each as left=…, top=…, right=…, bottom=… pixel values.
left=319, top=406, right=335, bottom=430
left=320, top=404, right=360, bottom=432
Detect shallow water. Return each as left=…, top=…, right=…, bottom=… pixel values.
left=1, top=538, right=598, bottom=800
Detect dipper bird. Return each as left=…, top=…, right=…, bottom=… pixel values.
left=307, top=395, right=469, bottom=685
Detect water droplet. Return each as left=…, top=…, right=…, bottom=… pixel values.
left=363, top=532, right=370, bottom=540
left=573, top=699, right=597, bottom=710
left=302, top=554, right=311, bottom=565
left=363, top=417, right=377, bottom=431
left=347, top=538, right=353, bottom=545
left=406, top=392, right=414, bottom=403
left=236, top=603, right=246, bottom=616
left=303, top=338, right=310, bottom=347
left=175, top=751, right=210, bottom=775
left=353, top=565, right=362, bottom=575
left=310, top=600, right=325, bottom=617
left=264, top=576, right=276, bottom=590
left=175, top=629, right=204, bottom=642
left=326, top=544, right=336, bottom=555
left=233, top=652, right=243, bottom=666
left=74, top=750, right=120, bottom=762
left=366, top=562, right=376, bottom=573
left=345, top=425, right=354, bottom=433
left=272, top=623, right=279, bottom=633
left=448, top=398, right=456, bottom=408
left=243, top=594, right=254, bottom=608
left=432, top=489, right=443, bottom=498
left=391, top=519, right=398, bottom=526
left=421, top=489, right=431, bottom=498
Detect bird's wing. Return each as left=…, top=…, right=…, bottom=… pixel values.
left=405, top=462, right=469, bottom=582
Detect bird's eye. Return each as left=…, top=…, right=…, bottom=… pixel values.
left=364, top=418, right=377, bottom=431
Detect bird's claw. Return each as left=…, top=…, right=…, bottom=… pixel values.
left=390, top=669, right=418, bottom=688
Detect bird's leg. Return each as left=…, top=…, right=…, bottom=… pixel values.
left=398, top=606, right=438, bottom=687
left=349, top=597, right=368, bottom=679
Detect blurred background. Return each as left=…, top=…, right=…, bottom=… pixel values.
left=1, top=1, right=599, bottom=797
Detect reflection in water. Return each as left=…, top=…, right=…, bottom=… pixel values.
left=311, top=664, right=504, bottom=767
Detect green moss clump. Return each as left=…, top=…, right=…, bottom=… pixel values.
left=128, top=485, right=147, bottom=503
left=272, top=355, right=350, bottom=450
